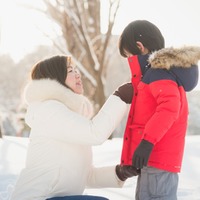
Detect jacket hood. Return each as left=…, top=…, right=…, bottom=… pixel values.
left=148, top=46, right=200, bottom=91
left=23, top=79, right=94, bottom=119
left=149, top=46, right=200, bottom=69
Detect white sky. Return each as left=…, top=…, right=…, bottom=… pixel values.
left=0, top=0, right=200, bottom=88
left=1, top=0, right=200, bottom=59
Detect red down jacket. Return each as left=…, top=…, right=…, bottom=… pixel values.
left=121, top=46, right=200, bottom=172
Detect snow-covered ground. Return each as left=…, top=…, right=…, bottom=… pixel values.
left=0, top=135, right=200, bottom=200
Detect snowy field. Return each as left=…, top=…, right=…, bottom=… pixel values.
left=0, top=135, right=200, bottom=200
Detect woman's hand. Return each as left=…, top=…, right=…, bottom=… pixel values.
left=115, top=164, right=141, bottom=181
left=113, top=82, right=133, bottom=104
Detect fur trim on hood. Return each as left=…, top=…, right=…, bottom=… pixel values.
left=23, top=79, right=94, bottom=119
left=149, top=46, right=200, bottom=69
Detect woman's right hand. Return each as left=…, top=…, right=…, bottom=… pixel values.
left=113, top=82, right=133, bottom=104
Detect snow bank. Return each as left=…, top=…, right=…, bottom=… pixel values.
left=0, top=136, right=200, bottom=200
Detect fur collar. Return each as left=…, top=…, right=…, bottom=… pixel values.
left=149, top=46, right=200, bottom=69
left=23, top=79, right=94, bottom=119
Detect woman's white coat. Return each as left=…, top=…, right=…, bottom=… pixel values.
left=10, top=79, right=127, bottom=200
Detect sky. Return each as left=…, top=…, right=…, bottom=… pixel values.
left=0, top=135, right=200, bottom=200
left=0, top=0, right=200, bottom=88
left=1, top=0, right=200, bottom=60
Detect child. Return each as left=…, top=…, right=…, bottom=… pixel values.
left=119, top=20, right=200, bottom=199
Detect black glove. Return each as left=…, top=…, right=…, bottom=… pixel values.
left=115, top=164, right=141, bottom=181
left=132, top=139, right=154, bottom=169
left=113, top=82, right=133, bottom=104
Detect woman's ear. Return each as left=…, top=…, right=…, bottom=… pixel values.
left=136, top=41, right=148, bottom=55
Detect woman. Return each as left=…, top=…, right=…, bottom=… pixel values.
left=10, top=55, right=140, bottom=200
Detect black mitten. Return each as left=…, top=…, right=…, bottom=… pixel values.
left=113, top=82, right=133, bottom=104
left=132, top=139, right=154, bottom=169
left=115, top=164, right=141, bottom=181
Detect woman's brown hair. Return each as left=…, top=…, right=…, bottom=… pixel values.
left=31, top=55, right=71, bottom=87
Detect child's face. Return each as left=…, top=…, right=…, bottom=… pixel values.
left=125, top=42, right=149, bottom=57
left=125, top=50, right=133, bottom=57
left=65, top=60, right=83, bottom=94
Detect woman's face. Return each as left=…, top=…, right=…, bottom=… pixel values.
left=65, top=60, right=83, bottom=94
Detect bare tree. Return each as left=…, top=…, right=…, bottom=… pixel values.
left=32, top=0, right=121, bottom=112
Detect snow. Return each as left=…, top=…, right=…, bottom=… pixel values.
left=0, top=135, right=200, bottom=200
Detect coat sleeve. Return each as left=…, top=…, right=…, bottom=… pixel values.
left=143, top=80, right=181, bottom=144
left=86, top=165, right=124, bottom=188
left=27, top=95, right=127, bottom=145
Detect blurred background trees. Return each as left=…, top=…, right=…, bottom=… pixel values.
left=35, top=0, right=121, bottom=111
left=0, top=0, right=130, bottom=137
